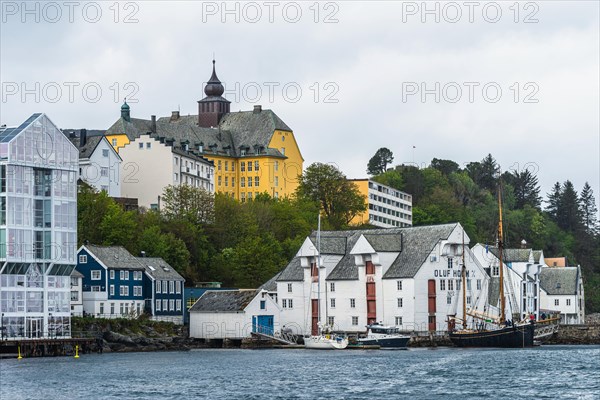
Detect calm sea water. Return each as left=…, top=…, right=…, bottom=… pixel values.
left=1, top=346, right=599, bottom=400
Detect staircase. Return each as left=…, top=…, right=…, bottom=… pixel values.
left=251, top=324, right=297, bottom=346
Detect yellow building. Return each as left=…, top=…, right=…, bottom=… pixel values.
left=350, top=178, right=413, bottom=228
left=104, top=61, right=304, bottom=200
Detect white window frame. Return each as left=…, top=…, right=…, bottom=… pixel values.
left=350, top=298, right=356, bottom=308
left=156, top=281, right=160, bottom=293
left=156, top=299, right=161, bottom=311
left=352, top=316, right=359, bottom=326
left=110, top=270, right=115, bottom=280
left=120, top=286, right=129, bottom=296
left=109, top=285, right=114, bottom=296
left=330, top=298, right=336, bottom=308
left=91, top=270, right=101, bottom=280
left=79, top=255, right=87, bottom=263
left=169, top=299, right=174, bottom=311
left=397, top=280, right=402, bottom=291
left=176, top=299, right=182, bottom=311
left=397, top=298, right=403, bottom=308
left=169, top=281, right=174, bottom=294
left=287, top=283, right=292, bottom=293
left=395, top=316, right=403, bottom=326
left=176, top=281, right=181, bottom=294
left=330, top=282, right=335, bottom=292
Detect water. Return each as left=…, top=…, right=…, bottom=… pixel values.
left=1, top=346, right=599, bottom=400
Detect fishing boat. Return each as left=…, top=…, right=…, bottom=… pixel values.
left=448, top=185, right=535, bottom=348
left=358, top=323, right=411, bottom=349
left=304, top=215, right=348, bottom=350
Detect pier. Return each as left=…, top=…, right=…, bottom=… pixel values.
left=0, top=336, right=98, bottom=358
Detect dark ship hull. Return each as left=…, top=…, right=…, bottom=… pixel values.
left=449, top=322, right=535, bottom=348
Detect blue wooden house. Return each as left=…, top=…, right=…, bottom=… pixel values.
left=76, top=245, right=146, bottom=318
left=137, top=257, right=185, bottom=324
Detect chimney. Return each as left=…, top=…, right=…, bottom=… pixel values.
left=151, top=115, right=156, bottom=133
left=521, top=239, right=527, bottom=249
left=80, top=129, right=87, bottom=147
left=253, top=105, right=262, bottom=114
left=140, top=251, right=146, bottom=258
left=171, top=111, right=180, bottom=121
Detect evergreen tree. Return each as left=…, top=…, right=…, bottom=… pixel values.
left=367, top=147, right=394, bottom=175
left=580, top=182, right=599, bottom=233
left=511, top=169, right=542, bottom=209
left=546, top=182, right=562, bottom=222
left=557, top=181, right=583, bottom=233
left=479, top=154, right=500, bottom=192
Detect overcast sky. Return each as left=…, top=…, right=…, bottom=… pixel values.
left=1, top=1, right=598, bottom=208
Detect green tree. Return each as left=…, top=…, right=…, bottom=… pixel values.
left=161, top=184, right=215, bottom=225
left=77, top=185, right=113, bottom=246
left=506, top=169, right=542, bottom=209
left=231, top=233, right=286, bottom=288
left=557, top=181, right=582, bottom=233
left=99, top=202, right=138, bottom=250
left=296, top=163, right=366, bottom=229
left=546, top=182, right=562, bottom=221
left=371, top=169, right=404, bottom=191
left=580, top=182, right=598, bottom=234
left=367, top=147, right=394, bottom=175
left=431, top=158, right=459, bottom=176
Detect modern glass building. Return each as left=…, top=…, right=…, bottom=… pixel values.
left=0, top=113, right=78, bottom=339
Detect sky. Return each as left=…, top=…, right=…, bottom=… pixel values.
left=1, top=1, right=599, bottom=208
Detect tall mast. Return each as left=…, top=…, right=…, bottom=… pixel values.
left=461, top=230, right=467, bottom=329
left=317, top=214, right=321, bottom=328
left=497, top=185, right=506, bottom=324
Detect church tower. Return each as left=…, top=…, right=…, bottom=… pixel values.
left=198, top=60, right=231, bottom=128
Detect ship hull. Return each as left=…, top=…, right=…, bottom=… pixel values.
left=358, top=336, right=410, bottom=349
left=449, top=323, right=535, bottom=348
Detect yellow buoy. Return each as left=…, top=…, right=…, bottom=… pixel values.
left=17, top=345, right=22, bottom=359
left=74, top=345, right=79, bottom=359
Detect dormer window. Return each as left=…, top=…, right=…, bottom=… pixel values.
left=240, top=149, right=246, bottom=156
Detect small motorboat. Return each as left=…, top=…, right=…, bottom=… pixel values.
left=358, top=323, right=411, bottom=349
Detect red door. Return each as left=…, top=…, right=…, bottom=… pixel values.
left=311, top=299, right=319, bottom=335
left=366, top=282, right=376, bottom=323
left=428, top=280, right=436, bottom=331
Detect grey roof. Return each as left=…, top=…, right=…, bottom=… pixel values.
left=259, top=272, right=281, bottom=292
left=189, top=290, right=258, bottom=313
left=84, top=245, right=145, bottom=270
left=71, top=270, right=84, bottom=278
left=67, top=135, right=104, bottom=159
left=489, top=248, right=532, bottom=263
left=137, top=257, right=185, bottom=281
left=539, top=267, right=579, bottom=295
left=533, top=250, right=543, bottom=263
left=277, top=257, right=304, bottom=282
left=278, top=224, right=458, bottom=281
left=105, top=109, right=291, bottom=159
left=383, top=224, right=459, bottom=279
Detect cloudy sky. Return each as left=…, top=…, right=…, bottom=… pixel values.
left=1, top=1, right=598, bottom=207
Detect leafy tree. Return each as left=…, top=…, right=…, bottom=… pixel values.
left=431, top=158, right=459, bottom=176
left=395, top=164, right=425, bottom=202
left=466, top=154, right=499, bottom=192
left=161, top=184, right=214, bottom=225
left=296, top=163, right=366, bottom=229
left=77, top=185, right=113, bottom=246
left=231, top=233, right=286, bottom=288
left=371, top=169, right=403, bottom=191
left=580, top=182, right=599, bottom=233
left=367, top=147, right=394, bottom=175
left=99, top=202, right=137, bottom=251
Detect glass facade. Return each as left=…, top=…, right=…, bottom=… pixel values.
left=0, top=114, right=78, bottom=339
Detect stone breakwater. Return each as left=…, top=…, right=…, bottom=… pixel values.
left=543, top=324, right=600, bottom=345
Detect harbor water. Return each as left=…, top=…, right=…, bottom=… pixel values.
left=1, top=346, right=599, bottom=399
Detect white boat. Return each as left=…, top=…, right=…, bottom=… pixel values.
left=305, top=334, right=348, bottom=350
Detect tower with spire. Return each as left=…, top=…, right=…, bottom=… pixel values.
left=198, top=60, right=231, bottom=128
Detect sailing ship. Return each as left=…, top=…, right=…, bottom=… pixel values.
left=448, top=185, right=535, bottom=348
left=358, top=323, right=411, bottom=349
left=304, top=215, right=348, bottom=350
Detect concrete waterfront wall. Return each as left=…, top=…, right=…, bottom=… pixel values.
left=544, top=324, right=600, bottom=345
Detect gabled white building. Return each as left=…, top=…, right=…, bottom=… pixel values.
left=275, top=223, right=489, bottom=335
left=0, top=113, right=78, bottom=339
left=189, top=289, right=280, bottom=339
left=66, top=130, right=122, bottom=196
left=118, top=133, right=214, bottom=209
left=539, top=266, right=585, bottom=325
left=471, top=245, right=547, bottom=322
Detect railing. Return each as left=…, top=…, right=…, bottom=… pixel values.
left=252, top=324, right=296, bottom=345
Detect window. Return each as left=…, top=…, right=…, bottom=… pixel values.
left=567, top=299, right=571, bottom=306
left=176, top=281, right=181, bottom=294
left=248, top=192, right=253, bottom=200
left=254, top=161, right=259, bottom=171
left=350, top=298, right=356, bottom=308
left=79, top=255, right=87, bottom=264
left=241, top=178, right=245, bottom=188
left=101, top=167, right=108, bottom=177
left=224, top=176, right=228, bottom=187
left=330, top=298, right=336, bottom=308
left=88, top=270, right=102, bottom=281
left=135, top=271, right=143, bottom=281
left=71, top=291, right=78, bottom=301
left=156, top=281, right=160, bottom=293
left=218, top=176, right=222, bottom=186
left=274, top=161, right=279, bottom=171
left=139, top=142, right=144, bottom=149
left=555, top=299, right=559, bottom=306
left=447, top=295, right=452, bottom=305
left=397, top=280, right=402, bottom=291
left=467, top=296, right=471, bottom=305
left=493, top=265, right=499, bottom=276
left=120, top=271, right=129, bottom=280
left=110, top=270, right=115, bottom=280
left=247, top=177, right=252, bottom=187
left=287, top=283, right=292, bottom=293
left=282, top=299, right=287, bottom=308
left=241, top=162, right=245, bottom=172
left=440, top=279, right=446, bottom=291
left=163, top=299, right=168, bottom=310
left=225, top=161, right=229, bottom=171
left=448, top=280, right=454, bottom=291
left=169, top=281, right=174, bottom=294
left=174, top=173, right=178, bottom=182
left=260, top=300, right=266, bottom=310
left=255, top=176, right=259, bottom=186
left=274, top=176, right=279, bottom=187
left=120, top=303, right=124, bottom=315
left=247, top=161, right=252, bottom=172
left=327, top=316, right=334, bottom=326
left=109, top=285, right=114, bottom=296
left=397, top=298, right=403, bottom=308
left=467, top=279, right=472, bottom=291
left=282, top=299, right=293, bottom=309
left=448, top=258, right=453, bottom=269
left=112, top=139, right=117, bottom=146
left=280, top=148, right=285, bottom=156
left=176, top=300, right=182, bottom=311
left=156, top=299, right=161, bottom=311
left=330, top=282, right=335, bottom=292
left=120, top=286, right=129, bottom=296
left=91, top=286, right=101, bottom=292
left=162, top=281, right=167, bottom=294
left=110, top=303, right=115, bottom=314
left=232, top=177, right=235, bottom=187
left=134, top=286, right=142, bottom=296
left=146, top=142, right=151, bottom=149
left=352, top=316, right=359, bottom=326
left=99, top=303, right=104, bottom=314
left=218, top=160, right=221, bottom=171
left=477, top=279, right=482, bottom=290
left=169, top=299, right=174, bottom=311
left=102, top=149, right=109, bottom=157
left=395, top=317, right=403, bottom=326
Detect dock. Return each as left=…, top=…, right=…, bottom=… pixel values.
left=0, top=337, right=98, bottom=358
